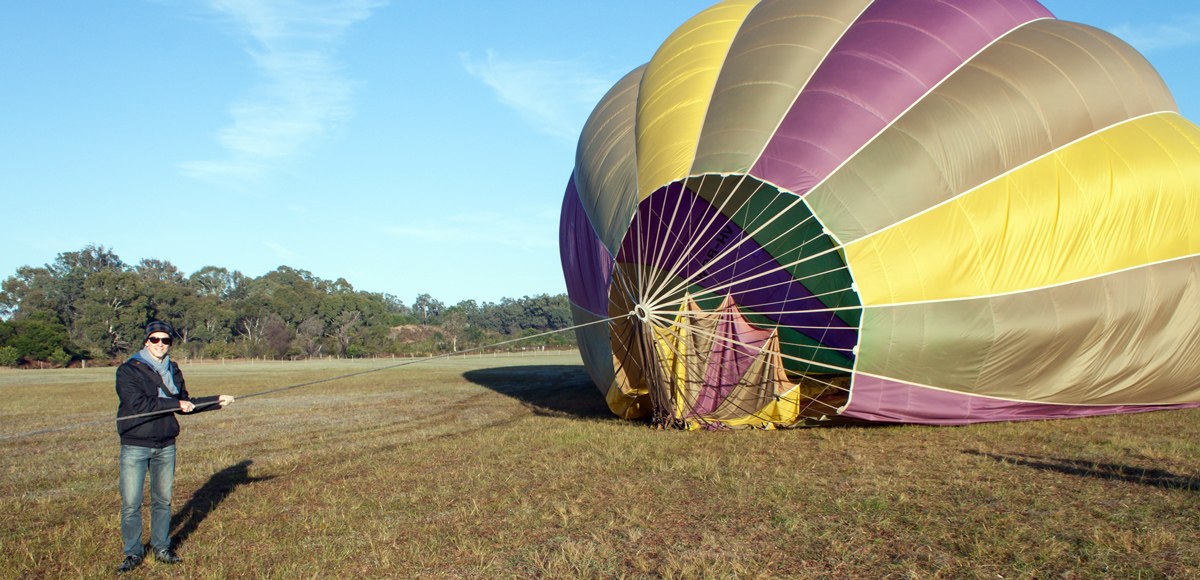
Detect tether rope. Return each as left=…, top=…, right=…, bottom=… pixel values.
left=0, top=315, right=632, bottom=442
left=645, top=311, right=854, bottom=373
left=651, top=175, right=818, bottom=305
left=646, top=174, right=771, bottom=307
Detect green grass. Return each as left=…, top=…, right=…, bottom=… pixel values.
left=2, top=352, right=1199, bottom=579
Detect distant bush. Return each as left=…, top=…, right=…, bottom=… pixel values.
left=204, top=342, right=234, bottom=359
left=0, top=346, right=18, bottom=368
left=48, top=347, right=71, bottom=367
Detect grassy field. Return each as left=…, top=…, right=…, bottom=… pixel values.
left=2, top=351, right=1199, bottom=579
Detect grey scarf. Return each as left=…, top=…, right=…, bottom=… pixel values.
left=134, top=348, right=179, bottom=398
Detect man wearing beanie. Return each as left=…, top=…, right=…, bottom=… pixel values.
left=115, top=320, right=234, bottom=573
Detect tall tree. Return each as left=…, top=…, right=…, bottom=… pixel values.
left=77, top=269, right=148, bottom=356
left=135, top=258, right=185, bottom=284
left=412, top=293, right=444, bottom=325
left=263, top=314, right=290, bottom=358
left=333, top=311, right=360, bottom=355
left=296, top=316, right=325, bottom=357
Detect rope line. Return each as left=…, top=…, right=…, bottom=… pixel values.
left=0, top=315, right=630, bottom=442
left=654, top=182, right=818, bottom=305
left=656, top=177, right=813, bottom=301
left=647, top=174, right=771, bottom=307
left=645, top=311, right=854, bottom=373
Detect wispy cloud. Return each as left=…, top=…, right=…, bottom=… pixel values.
left=179, top=0, right=384, bottom=183
left=1109, top=14, right=1200, bottom=53
left=386, top=211, right=559, bottom=251
left=461, top=49, right=615, bottom=139
left=263, top=240, right=297, bottom=260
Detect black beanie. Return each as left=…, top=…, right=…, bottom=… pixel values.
left=145, top=320, right=175, bottom=341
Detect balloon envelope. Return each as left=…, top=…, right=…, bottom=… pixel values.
left=560, top=0, right=1200, bottom=428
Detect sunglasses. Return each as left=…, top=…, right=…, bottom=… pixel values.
left=147, top=336, right=173, bottom=346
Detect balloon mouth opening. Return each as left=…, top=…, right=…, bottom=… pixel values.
left=603, top=174, right=863, bottom=428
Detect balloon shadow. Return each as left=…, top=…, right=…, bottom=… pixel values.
left=963, top=450, right=1200, bottom=491
left=462, top=364, right=617, bottom=420
left=170, top=460, right=276, bottom=549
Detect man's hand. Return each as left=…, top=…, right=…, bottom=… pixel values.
left=218, top=395, right=235, bottom=407
left=180, top=400, right=196, bottom=413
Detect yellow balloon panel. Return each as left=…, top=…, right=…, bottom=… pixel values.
left=847, top=113, right=1200, bottom=306
left=635, top=0, right=759, bottom=199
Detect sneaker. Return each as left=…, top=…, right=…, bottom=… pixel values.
left=116, top=554, right=142, bottom=573
left=154, top=548, right=182, bottom=565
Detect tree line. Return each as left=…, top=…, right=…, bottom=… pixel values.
left=0, top=245, right=576, bottom=367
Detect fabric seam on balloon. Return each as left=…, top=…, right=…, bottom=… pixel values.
left=771, top=16, right=1058, bottom=245
left=810, top=21, right=1180, bottom=247
left=687, top=2, right=766, bottom=182
left=851, top=251, right=1200, bottom=309
left=848, top=370, right=1195, bottom=408
left=577, top=65, right=646, bottom=257
left=635, top=0, right=761, bottom=198
left=727, top=0, right=876, bottom=183
left=841, top=110, right=1182, bottom=249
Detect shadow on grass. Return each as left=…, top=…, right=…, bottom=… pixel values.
left=170, top=460, right=277, bottom=549
left=462, top=365, right=617, bottom=421
left=964, top=450, right=1200, bottom=491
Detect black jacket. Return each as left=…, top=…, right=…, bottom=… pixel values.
left=115, top=357, right=220, bottom=448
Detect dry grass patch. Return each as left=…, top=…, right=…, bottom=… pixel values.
left=2, top=353, right=1200, bottom=579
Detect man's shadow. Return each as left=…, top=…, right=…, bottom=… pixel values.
left=170, top=460, right=276, bottom=549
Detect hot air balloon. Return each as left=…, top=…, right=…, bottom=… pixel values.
left=559, top=0, right=1200, bottom=428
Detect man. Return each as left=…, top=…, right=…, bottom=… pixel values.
left=115, top=320, right=234, bottom=573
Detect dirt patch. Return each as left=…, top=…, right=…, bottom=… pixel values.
left=388, top=324, right=445, bottom=343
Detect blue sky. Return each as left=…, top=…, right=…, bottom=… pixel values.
left=2, top=1, right=1198, bottom=307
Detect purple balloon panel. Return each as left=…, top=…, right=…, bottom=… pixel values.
left=559, top=175, right=615, bottom=317
left=844, top=374, right=1200, bottom=425
left=751, top=0, right=1053, bottom=195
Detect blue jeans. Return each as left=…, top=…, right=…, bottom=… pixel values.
left=119, top=444, right=175, bottom=556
